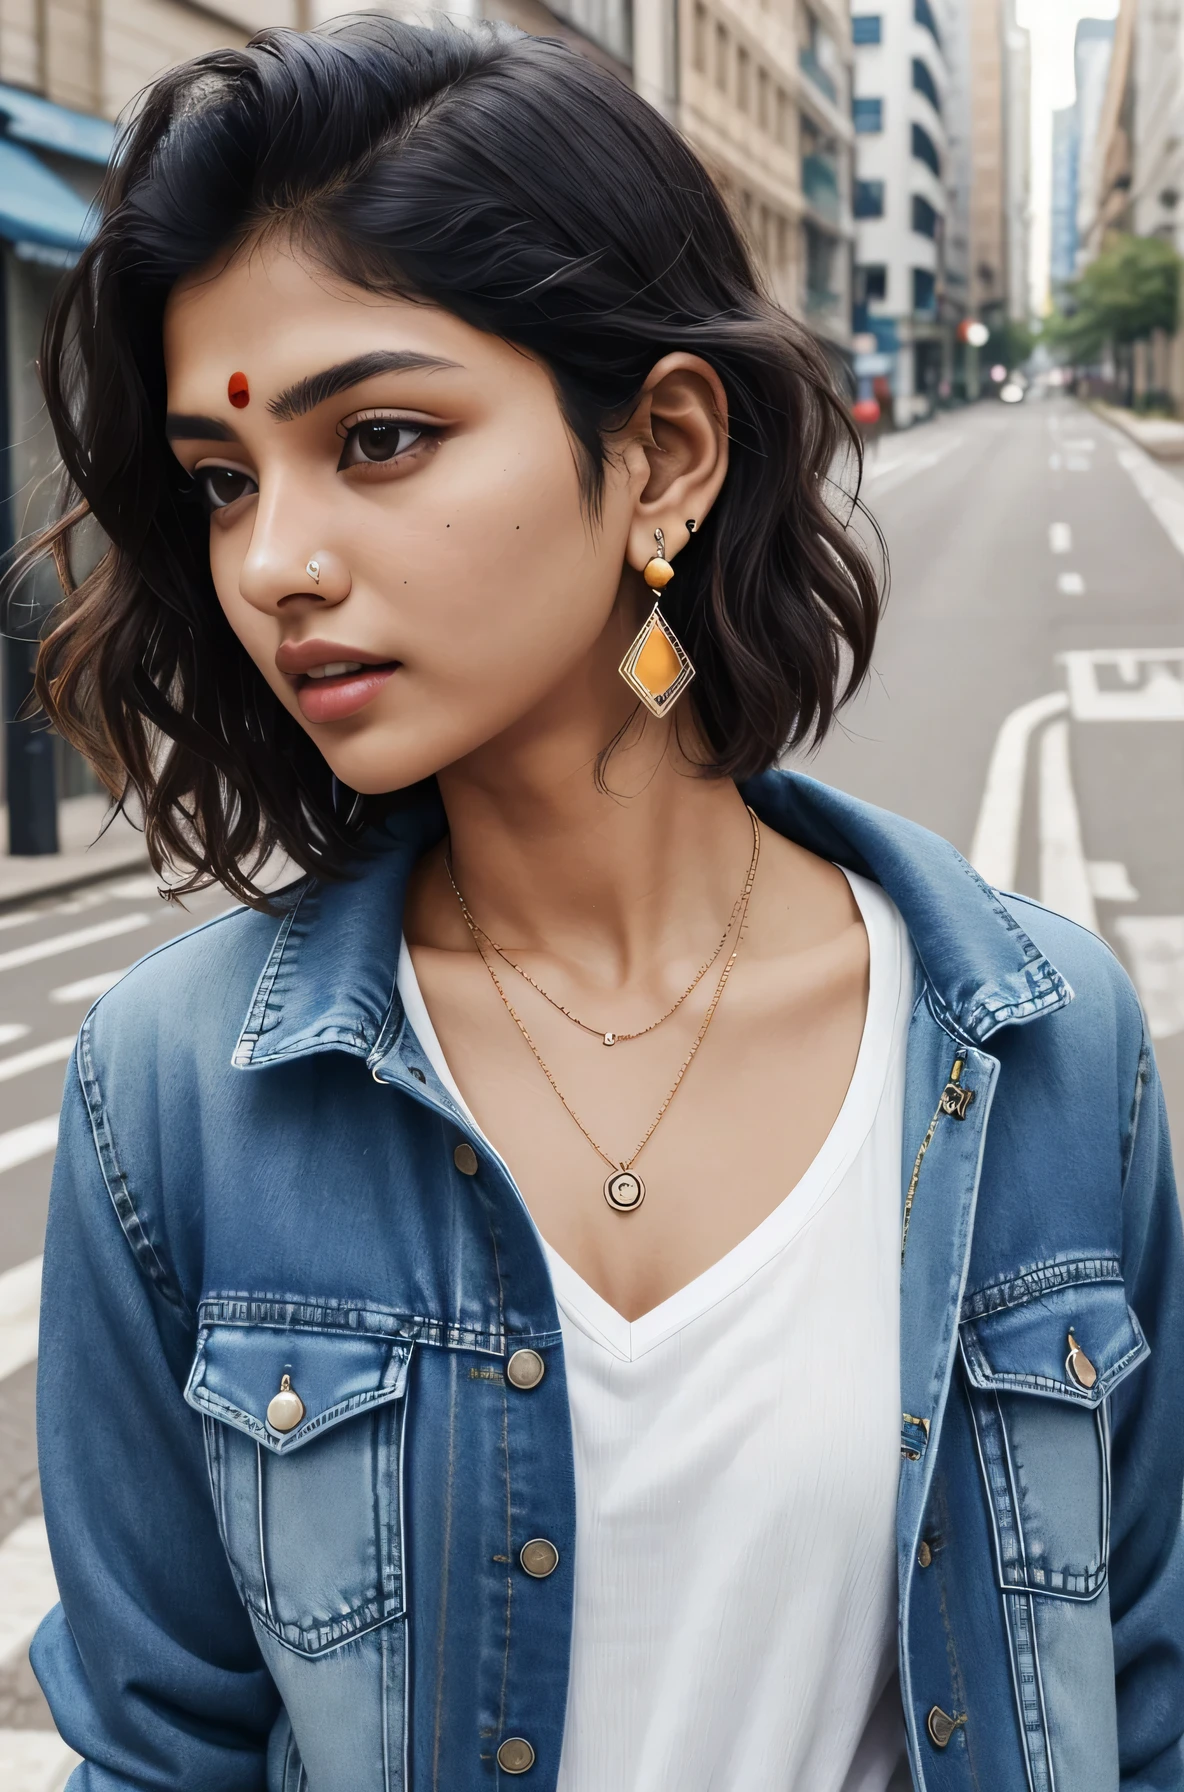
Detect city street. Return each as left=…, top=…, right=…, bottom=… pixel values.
left=0, top=393, right=1181, bottom=1784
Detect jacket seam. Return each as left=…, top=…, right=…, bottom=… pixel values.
left=960, top=1256, right=1123, bottom=1320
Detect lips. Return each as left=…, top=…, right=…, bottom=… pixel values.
left=275, top=639, right=399, bottom=723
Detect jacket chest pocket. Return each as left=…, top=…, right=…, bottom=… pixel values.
left=185, top=1323, right=412, bottom=1656
left=960, top=1276, right=1148, bottom=1599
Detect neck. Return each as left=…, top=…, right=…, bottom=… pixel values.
left=433, top=680, right=755, bottom=977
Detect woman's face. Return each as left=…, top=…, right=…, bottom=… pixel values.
left=163, top=238, right=714, bottom=795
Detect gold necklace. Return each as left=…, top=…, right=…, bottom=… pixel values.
left=446, top=808, right=760, bottom=1046
left=449, top=819, right=761, bottom=1212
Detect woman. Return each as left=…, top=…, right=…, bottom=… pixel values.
left=23, top=18, right=1184, bottom=1792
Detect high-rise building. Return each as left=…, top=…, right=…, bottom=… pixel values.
left=1074, top=16, right=1117, bottom=267
left=1002, top=0, right=1029, bottom=324
left=850, top=0, right=952, bottom=423
left=1049, top=103, right=1079, bottom=293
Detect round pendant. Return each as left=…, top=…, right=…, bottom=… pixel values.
left=604, top=1169, right=645, bottom=1212
left=266, top=1378, right=305, bottom=1433
left=603, top=1032, right=616, bottom=1046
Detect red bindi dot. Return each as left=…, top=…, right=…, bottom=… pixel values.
left=227, top=371, right=250, bottom=409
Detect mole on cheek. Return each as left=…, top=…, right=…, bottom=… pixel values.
left=227, top=371, right=250, bottom=409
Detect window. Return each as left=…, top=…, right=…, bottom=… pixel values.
left=693, top=3, right=708, bottom=73
left=911, top=193, right=940, bottom=236
left=852, top=14, right=881, bottom=44
left=914, top=0, right=941, bottom=48
left=777, top=87, right=791, bottom=146
left=912, top=56, right=940, bottom=114
left=737, top=45, right=750, bottom=109
left=854, top=178, right=885, bottom=217
left=912, top=267, right=936, bottom=313
left=714, top=22, right=729, bottom=92
left=854, top=96, right=883, bottom=133
left=859, top=264, right=887, bottom=301
left=911, top=121, right=941, bottom=177
left=758, top=66, right=769, bottom=130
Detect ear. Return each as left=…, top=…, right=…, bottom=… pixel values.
left=622, top=354, right=729, bottom=574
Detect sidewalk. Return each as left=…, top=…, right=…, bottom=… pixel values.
left=0, top=794, right=148, bottom=911
left=1091, top=401, right=1184, bottom=461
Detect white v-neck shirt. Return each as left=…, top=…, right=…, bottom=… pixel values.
left=397, top=869, right=913, bottom=1792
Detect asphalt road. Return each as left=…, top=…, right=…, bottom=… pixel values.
left=0, top=392, right=1181, bottom=1785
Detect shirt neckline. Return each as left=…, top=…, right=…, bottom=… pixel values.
left=396, top=868, right=911, bottom=1362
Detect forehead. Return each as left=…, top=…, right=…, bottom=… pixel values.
left=162, top=239, right=506, bottom=397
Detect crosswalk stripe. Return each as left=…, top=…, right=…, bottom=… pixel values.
left=0, top=1040, right=74, bottom=1084
left=0, top=1119, right=58, bottom=1176
left=0, top=1256, right=41, bottom=1383
left=49, top=968, right=128, bottom=1005
left=0, top=914, right=148, bottom=976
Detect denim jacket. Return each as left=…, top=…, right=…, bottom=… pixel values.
left=32, top=770, right=1184, bottom=1791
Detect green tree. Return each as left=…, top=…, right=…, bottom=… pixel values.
left=1046, top=233, right=1181, bottom=362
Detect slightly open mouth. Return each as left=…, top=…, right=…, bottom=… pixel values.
left=297, top=660, right=399, bottom=688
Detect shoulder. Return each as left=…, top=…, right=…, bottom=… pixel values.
left=996, top=888, right=1145, bottom=1049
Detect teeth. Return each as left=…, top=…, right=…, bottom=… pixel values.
left=306, top=661, right=364, bottom=679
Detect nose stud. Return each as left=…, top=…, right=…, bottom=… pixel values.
left=305, top=559, right=320, bottom=584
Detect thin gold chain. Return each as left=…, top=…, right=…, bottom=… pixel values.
left=446, top=809, right=759, bottom=1046
left=450, top=815, right=761, bottom=1174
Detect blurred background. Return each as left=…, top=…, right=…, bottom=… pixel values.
left=0, top=0, right=1182, bottom=1782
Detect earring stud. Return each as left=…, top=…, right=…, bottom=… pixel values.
left=305, top=559, right=320, bottom=585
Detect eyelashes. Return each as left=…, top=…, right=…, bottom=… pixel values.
left=190, top=416, right=439, bottom=517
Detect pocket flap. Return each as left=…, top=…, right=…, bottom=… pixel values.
left=960, top=1277, right=1148, bottom=1408
left=185, top=1324, right=412, bottom=1454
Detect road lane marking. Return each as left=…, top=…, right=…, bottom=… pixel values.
left=1088, top=861, right=1139, bottom=902
left=0, top=1255, right=41, bottom=1383
left=1065, top=455, right=1092, bottom=471
left=1114, top=918, right=1184, bottom=1038
left=49, top=968, right=128, bottom=1005
left=0, top=1119, right=58, bottom=1175
left=1049, top=523, right=1072, bottom=553
left=1112, top=439, right=1184, bottom=557
left=0, top=914, right=148, bottom=976
left=0, top=1025, right=30, bottom=1047
left=1038, top=720, right=1098, bottom=932
left=0, top=1730, right=79, bottom=1792
left=1057, top=572, right=1085, bottom=595
left=865, top=435, right=965, bottom=494
left=968, top=691, right=1069, bottom=890
left=0, top=1517, right=56, bottom=1667
left=0, top=1040, right=74, bottom=1084
left=1058, top=648, right=1184, bottom=720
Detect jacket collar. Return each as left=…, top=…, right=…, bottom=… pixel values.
left=232, top=769, right=1070, bottom=1070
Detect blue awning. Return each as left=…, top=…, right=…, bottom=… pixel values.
left=0, top=136, right=95, bottom=253
left=0, top=83, right=114, bottom=166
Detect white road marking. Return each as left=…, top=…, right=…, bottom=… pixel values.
left=1065, top=454, right=1092, bottom=471
left=1057, top=571, right=1086, bottom=596
left=968, top=690, right=1069, bottom=889
left=0, top=1024, right=30, bottom=1047
left=1049, top=522, right=1072, bottom=553
left=1114, top=918, right=1184, bottom=1038
left=0, top=1731, right=79, bottom=1792
left=1049, top=453, right=1062, bottom=470
left=0, top=915, right=148, bottom=976
left=0, top=1039, right=74, bottom=1085
left=0, top=1255, right=41, bottom=1382
left=1038, top=719, right=1098, bottom=931
left=1061, top=437, right=1096, bottom=452
left=0, top=1516, right=56, bottom=1668
left=49, top=968, right=128, bottom=1005
left=1058, top=648, right=1184, bottom=721
left=865, top=435, right=965, bottom=494
left=1113, top=439, right=1184, bottom=557
left=1087, top=861, right=1139, bottom=902
left=0, top=1118, right=58, bottom=1176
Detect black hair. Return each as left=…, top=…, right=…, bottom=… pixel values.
left=22, top=13, right=880, bottom=905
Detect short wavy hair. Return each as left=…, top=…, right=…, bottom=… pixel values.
left=21, top=14, right=881, bottom=905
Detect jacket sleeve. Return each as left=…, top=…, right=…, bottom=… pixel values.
left=31, top=1052, right=280, bottom=1790
left=1110, top=1031, right=1184, bottom=1787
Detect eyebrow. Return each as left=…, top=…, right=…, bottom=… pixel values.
left=267, top=351, right=460, bottom=421
left=165, top=414, right=237, bottom=442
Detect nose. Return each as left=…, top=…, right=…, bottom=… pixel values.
left=236, top=484, right=351, bottom=611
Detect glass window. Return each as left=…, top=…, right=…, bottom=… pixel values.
left=911, top=194, right=940, bottom=236
left=854, top=96, right=883, bottom=133
left=858, top=264, right=887, bottom=301
left=854, top=179, right=885, bottom=218
left=852, top=15, right=881, bottom=44
left=911, top=121, right=941, bottom=177
left=913, top=267, right=937, bottom=312
left=693, top=3, right=708, bottom=73
left=914, top=0, right=941, bottom=47
left=715, top=22, right=729, bottom=91
left=912, top=56, right=940, bottom=113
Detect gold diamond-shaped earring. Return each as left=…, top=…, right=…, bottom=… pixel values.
left=619, top=526, right=696, bottom=717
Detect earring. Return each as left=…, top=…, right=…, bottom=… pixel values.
left=618, top=527, right=696, bottom=717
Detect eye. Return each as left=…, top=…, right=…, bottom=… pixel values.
left=337, top=418, right=431, bottom=469
left=195, top=466, right=258, bottom=513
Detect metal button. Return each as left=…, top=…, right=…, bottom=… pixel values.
left=496, top=1737, right=535, bottom=1774
left=454, top=1142, right=479, bottom=1175
left=1066, top=1330, right=1098, bottom=1390
left=409, top=1066, right=426, bottom=1083
left=926, top=1706, right=966, bottom=1749
left=519, top=1538, right=559, bottom=1579
left=506, top=1349, right=545, bottom=1390
left=917, top=1540, right=933, bottom=1569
